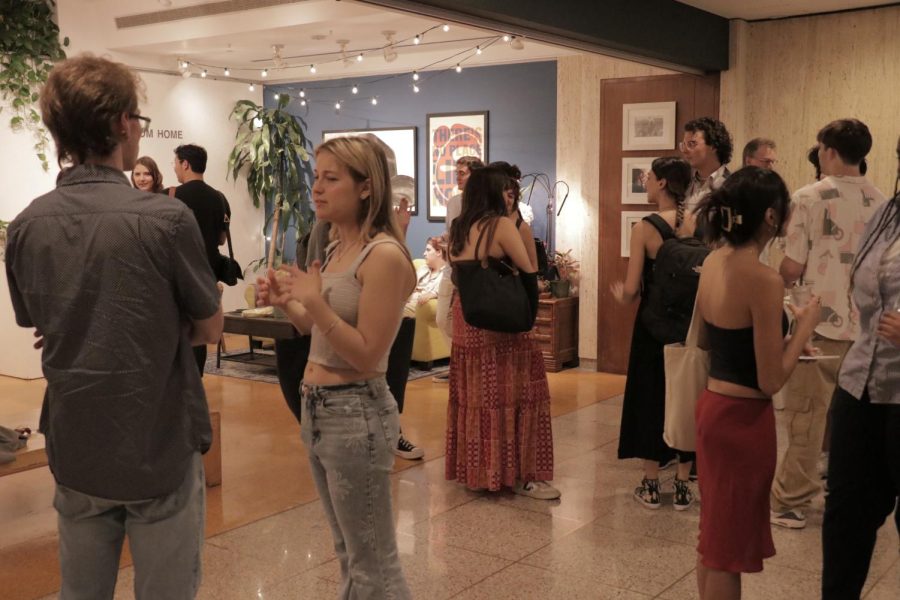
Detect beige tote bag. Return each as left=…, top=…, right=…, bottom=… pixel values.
left=663, top=301, right=709, bottom=452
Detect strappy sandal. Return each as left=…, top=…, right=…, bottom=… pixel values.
left=14, top=427, right=32, bottom=441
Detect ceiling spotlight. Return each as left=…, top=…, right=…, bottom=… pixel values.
left=223, top=67, right=230, bottom=76
left=310, top=65, right=317, bottom=74
left=502, top=34, right=510, bottom=42
left=455, top=64, right=462, bottom=73
left=442, top=24, right=450, bottom=32
left=201, top=69, right=207, bottom=78
left=300, top=99, right=307, bottom=106
left=414, top=34, right=421, bottom=45
left=299, top=89, right=305, bottom=98
left=351, top=85, right=358, bottom=94
left=273, top=92, right=279, bottom=100
left=334, top=101, right=341, bottom=110
left=249, top=83, right=255, bottom=92
left=261, top=69, right=268, bottom=78
left=413, top=84, right=420, bottom=93
left=371, top=97, right=378, bottom=105
left=382, top=30, right=398, bottom=63
left=510, top=36, right=525, bottom=50
left=357, top=53, right=364, bottom=62
left=475, top=46, right=482, bottom=55
left=412, top=71, right=419, bottom=81
left=178, top=60, right=188, bottom=69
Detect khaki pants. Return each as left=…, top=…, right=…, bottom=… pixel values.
left=770, top=338, right=852, bottom=514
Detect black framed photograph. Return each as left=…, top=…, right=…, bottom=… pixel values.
left=426, top=111, right=488, bottom=222
left=322, top=126, right=419, bottom=215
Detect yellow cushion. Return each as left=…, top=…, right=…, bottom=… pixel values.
left=412, top=298, right=451, bottom=363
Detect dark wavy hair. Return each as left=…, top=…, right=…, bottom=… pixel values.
left=695, top=167, right=790, bottom=246
left=651, top=156, right=692, bottom=229
left=489, top=160, right=522, bottom=205
left=40, top=55, right=143, bottom=167
left=685, top=117, right=733, bottom=165
left=817, top=118, right=872, bottom=166
left=448, top=166, right=510, bottom=257
left=175, top=144, right=208, bottom=174
left=807, top=145, right=822, bottom=180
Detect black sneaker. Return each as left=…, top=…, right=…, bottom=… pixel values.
left=633, top=477, right=661, bottom=509
left=673, top=478, right=694, bottom=511
left=393, top=435, right=424, bottom=460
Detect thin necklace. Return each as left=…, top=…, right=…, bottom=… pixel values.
left=334, top=238, right=362, bottom=263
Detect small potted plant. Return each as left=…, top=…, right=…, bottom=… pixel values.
left=549, top=249, right=579, bottom=298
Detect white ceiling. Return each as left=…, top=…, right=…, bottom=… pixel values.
left=678, top=0, right=891, bottom=20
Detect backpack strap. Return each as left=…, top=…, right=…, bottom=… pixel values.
left=643, top=213, right=676, bottom=241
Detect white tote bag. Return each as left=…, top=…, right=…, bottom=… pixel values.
left=663, top=301, right=709, bottom=452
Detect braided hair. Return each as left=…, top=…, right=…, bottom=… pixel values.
left=650, top=157, right=691, bottom=230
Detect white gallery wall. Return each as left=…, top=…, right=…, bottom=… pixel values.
left=0, top=68, right=263, bottom=379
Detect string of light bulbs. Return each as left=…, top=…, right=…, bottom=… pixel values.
left=174, top=22, right=525, bottom=103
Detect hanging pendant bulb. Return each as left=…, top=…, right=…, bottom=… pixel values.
left=455, top=64, right=462, bottom=73
left=249, top=83, right=255, bottom=92
left=261, top=69, right=268, bottom=78
left=223, top=67, right=231, bottom=76
left=371, top=97, right=378, bottom=105
left=351, top=85, right=359, bottom=94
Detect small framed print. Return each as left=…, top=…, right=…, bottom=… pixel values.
left=621, top=211, right=653, bottom=258
left=622, top=101, right=676, bottom=151
left=426, top=111, right=488, bottom=222
left=621, top=157, right=658, bottom=204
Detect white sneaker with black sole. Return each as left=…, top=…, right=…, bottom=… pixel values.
left=393, top=435, right=424, bottom=460
left=770, top=509, right=806, bottom=529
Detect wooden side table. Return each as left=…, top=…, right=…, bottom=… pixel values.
left=532, top=296, right=579, bottom=372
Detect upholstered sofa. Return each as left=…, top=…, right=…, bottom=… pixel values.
left=411, top=258, right=451, bottom=366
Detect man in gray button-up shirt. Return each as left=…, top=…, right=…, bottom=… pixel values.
left=5, top=55, right=223, bottom=599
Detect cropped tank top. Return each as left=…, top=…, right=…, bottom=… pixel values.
left=705, top=313, right=789, bottom=391
left=307, top=238, right=406, bottom=373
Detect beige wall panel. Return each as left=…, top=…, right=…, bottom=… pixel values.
left=725, top=6, right=900, bottom=195
left=556, top=55, right=674, bottom=365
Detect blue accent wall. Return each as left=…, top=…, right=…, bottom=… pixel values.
left=265, top=60, right=557, bottom=258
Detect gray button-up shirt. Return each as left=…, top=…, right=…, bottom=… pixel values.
left=838, top=199, right=900, bottom=404
left=5, top=164, right=220, bottom=499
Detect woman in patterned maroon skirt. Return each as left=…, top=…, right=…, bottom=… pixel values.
left=445, top=165, right=559, bottom=500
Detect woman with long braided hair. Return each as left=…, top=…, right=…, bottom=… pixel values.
left=822, top=136, right=900, bottom=599
left=611, top=156, right=696, bottom=510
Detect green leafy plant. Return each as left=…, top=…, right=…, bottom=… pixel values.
left=227, top=95, right=314, bottom=272
left=553, top=249, right=580, bottom=282
left=0, top=0, right=69, bottom=171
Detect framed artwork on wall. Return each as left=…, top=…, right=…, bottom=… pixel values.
left=426, top=111, right=488, bottom=222
left=621, top=211, right=653, bottom=257
left=621, top=157, right=659, bottom=204
left=322, top=126, right=419, bottom=214
left=622, top=101, right=676, bottom=151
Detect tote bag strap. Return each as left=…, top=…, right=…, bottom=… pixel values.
left=473, top=217, right=501, bottom=265
left=684, top=298, right=706, bottom=349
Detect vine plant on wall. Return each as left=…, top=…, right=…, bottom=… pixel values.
left=0, top=0, right=69, bottom=171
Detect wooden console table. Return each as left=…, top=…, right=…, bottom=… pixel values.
left=218, top=311, right=300, bottom=368
left=532, top=296, right=579, bottom=372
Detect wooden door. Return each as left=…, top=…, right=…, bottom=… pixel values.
left=597, top=74, right=719, bottom=373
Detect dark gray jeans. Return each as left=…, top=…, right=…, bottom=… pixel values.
left=301, top=378, right=411, bottom=600
left=55, top=452, right=205, bottom=600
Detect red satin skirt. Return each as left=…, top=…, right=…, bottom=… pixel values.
left=696, top=389, right=777, bottom=573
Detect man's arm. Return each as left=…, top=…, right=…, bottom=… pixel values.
left=190, top=284, right=224, bottom=345
left=218, top=194, right=231, bottom=246
left=779, top=256, right=805, bottom=286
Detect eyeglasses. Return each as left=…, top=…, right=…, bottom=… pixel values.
left=128, top=113, right=151, bottom=134
left=679, top=140, right=701, bottom=152
left=756, top=159, right=778, bottom=167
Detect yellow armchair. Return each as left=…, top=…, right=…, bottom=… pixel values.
left=410, top=259, right=451, bottom=365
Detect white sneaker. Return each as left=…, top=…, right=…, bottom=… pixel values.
left=393, top=436, right=424, bottom=460
left=512, top=480, right=561, bottom=500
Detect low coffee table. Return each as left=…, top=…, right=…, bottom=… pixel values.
left=217, top=311, right=300, bottom=368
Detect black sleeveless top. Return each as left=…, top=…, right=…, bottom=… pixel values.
left=705, top=314, right=790, bottom=390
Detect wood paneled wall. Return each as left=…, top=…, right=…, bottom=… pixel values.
left=722, top=7, right=900, bottom=196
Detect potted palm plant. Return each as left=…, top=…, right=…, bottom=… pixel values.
left=227, top=94, right=314, bottom=272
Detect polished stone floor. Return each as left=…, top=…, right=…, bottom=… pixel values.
left=1, top=337, right=898, bottom=599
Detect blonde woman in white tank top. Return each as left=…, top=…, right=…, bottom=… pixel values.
left=257, top=136, right=415, bottom=599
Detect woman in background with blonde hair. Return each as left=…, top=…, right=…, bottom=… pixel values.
left=257, top=135, right=415, bottom=599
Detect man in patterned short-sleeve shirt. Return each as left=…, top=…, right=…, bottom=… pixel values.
left=770, top=119, right=886, bottom=529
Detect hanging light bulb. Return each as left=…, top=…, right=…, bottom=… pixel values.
left=299, top=89, right=306, bottom=98
left=179, top=60, right=189, bottom=70
left=249, top=83, right=255, bottom=92
left=223, top=67, right=230, bottom=76
left=413, top=84, right=420, bottom=93
left=201, top=69, right=208, bottom=78
left=310, top=65, right=317, bottom=74
left=414, top=34, right=421, bottom=45
left=455, top=64, right=462, bottom=73
left=475, top=46, right=482, bottom=55
left=261, top=69, right=268, bottom=78
left=510, top=36, right=525, bottom=50
left=502, top=34, right=510, bottom=42
left=351, top=85, right=359, bottom=94
left=300, top=99, right=307, bottom=106
left=371, top=97, right=378, bottom=105
left=273, top=92, right=280, bottom=100
left=412, top=71, right=419, bottom=81
left=334, top=101, right=341, bottom=110
left=357, top=53, right=364, bottom=62
left=442, top=24, right=450, bottom=32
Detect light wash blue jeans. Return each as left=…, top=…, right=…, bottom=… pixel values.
left=301, top=377, right=411, bottom=600
left=55, top=452, right=205, bottom=600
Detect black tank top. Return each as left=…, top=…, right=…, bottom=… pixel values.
left=705, top=313, right=789, bottom=390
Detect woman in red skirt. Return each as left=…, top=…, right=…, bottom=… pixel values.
left=693, top=168, right=820, bottom=599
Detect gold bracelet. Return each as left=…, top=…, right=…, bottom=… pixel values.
left=323, top=318, right=340, bottom=336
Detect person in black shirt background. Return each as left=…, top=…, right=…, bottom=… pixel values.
left=173, top=143, right=231, bottom=375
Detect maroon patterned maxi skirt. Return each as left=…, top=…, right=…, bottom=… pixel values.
left=445, top=296, right=554, bottom=491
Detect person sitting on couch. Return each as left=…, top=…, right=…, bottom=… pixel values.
left=405, top=236, right=446, bottom=318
